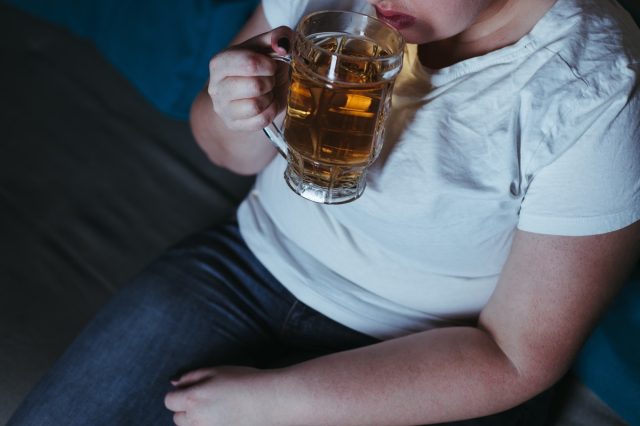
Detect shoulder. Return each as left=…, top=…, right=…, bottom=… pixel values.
left=261, top=0, right=371, bottom=28
left=517, top=0, right=639, bottom=155
left=509, top=2, right=640, bottom=236
left=529, top=0, right=639, bottom=92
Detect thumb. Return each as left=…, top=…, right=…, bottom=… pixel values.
left=270, top=25, right=295, bottom=56
left=242, top=25, right=295, bottom=56
left=170, top=367, right=217, bottom=388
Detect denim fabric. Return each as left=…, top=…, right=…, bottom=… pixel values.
left=9, top=222, right=553, bottom=425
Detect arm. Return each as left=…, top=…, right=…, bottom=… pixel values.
left=275, top=223, right=640, bottom=425
left=166, top=221, right=640, bottom=425
left=190, top=4, right=291, bottom=175
left=270, top=222, right=640, bottom=425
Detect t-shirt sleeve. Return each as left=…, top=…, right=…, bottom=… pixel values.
left=518, top=77, right=640, bottom=236
left=261, top=0, right=310, bottom=28
left=261, top=0, right=371, bottom=29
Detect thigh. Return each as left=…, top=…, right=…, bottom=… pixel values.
left=9, top=224, right=293, bottom=426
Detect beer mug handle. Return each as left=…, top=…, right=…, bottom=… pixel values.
left=263, top=52, right=292, bottom=159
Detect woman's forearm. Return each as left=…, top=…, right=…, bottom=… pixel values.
left=272, top=326, right=548, bottom=426
left=190, top=88, right=277, bottom=175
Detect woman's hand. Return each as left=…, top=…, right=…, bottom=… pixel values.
left=189, top=5, right=285, bottom=175
left=208, top=26, right=293, bottom=132
left=165, top=366, right=283, bottom=426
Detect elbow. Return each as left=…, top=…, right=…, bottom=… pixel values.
left=499, top=343, right=575, bottom=403
left=188, top=93, right=244, bottom=174
left=189, top=92, right=216, bottom=163
left=479, top=326, right=573, bottom=403
left=217, top=154, right=266, bottom=176
left=189, top=91, right=274, bottom=175
left=517, top=354, right=572, bottom=397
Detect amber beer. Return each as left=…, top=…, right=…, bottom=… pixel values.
left=264, top=11, right=404, bottom=204
left=283, top=34, right=392, bottom=191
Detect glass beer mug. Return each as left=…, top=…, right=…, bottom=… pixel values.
left=265, top=10, right=405, bottom=204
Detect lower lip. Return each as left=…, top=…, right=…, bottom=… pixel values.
left=375, top=10, right=416, bottom=30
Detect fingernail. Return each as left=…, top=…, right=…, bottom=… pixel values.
left=277, top=37, right=290, bottom=53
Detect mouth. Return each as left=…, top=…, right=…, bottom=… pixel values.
left=373, top=5, right=416, bottom=30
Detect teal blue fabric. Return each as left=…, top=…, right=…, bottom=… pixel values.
left=574, top=275, right=640, bottom=426
left=3, top=0, right=259, bottom=119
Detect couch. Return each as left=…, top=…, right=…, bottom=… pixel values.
left=0, top=3, right=256, bottom=420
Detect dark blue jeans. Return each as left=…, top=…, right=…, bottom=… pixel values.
left=9, top=222, right=554, bottom=425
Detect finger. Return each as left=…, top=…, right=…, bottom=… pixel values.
left=209, top=26, right=294, bottom=84
left=165, top=389, right=189, bottom=412
left=171, top=367, right=217, bottom=388
left=210, top=50, right=277, bottom=85
left=268, top=26, right=295, bottom=56
left=226, top=101, right=279, bottom=132
left=215, top=75, right=275, bottom=100
left=243, top=25, right=295, bottom=56
left=172, top=412, right=188, bottom=426
left=225, top=93, right=275, bottom=121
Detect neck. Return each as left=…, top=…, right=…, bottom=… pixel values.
left=419, top=0, right=557, bottom=69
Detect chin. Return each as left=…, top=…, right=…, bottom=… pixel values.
left=398, top=29, right=432, bottom=45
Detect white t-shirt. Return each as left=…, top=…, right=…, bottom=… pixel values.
left=238, top=0, right=640, bottom=339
